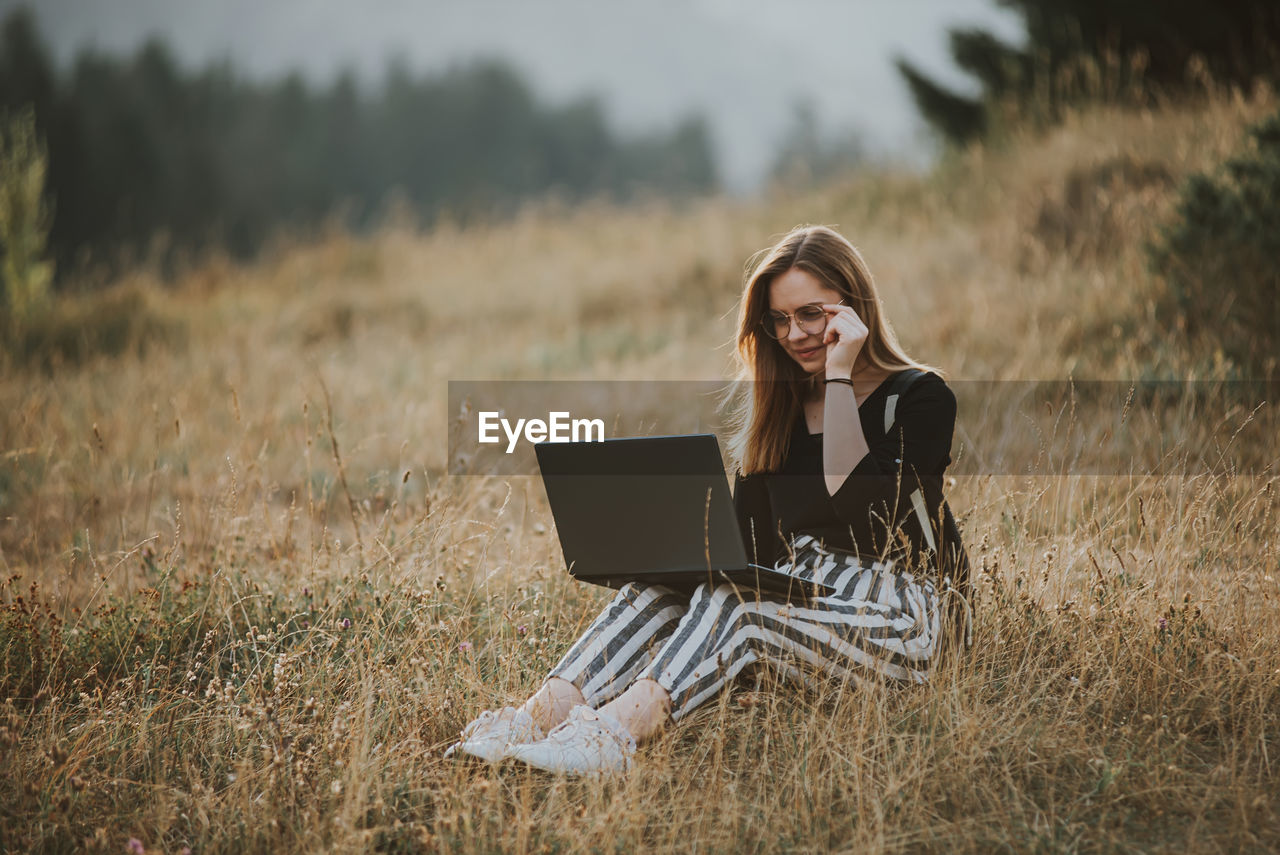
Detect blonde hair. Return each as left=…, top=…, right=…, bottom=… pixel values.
left=729, top=225, right=942, bottom=474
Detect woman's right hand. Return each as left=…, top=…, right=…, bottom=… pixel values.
left=821, top=303, right=869, bottom=379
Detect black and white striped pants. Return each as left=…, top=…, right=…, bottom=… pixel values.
left=547, top=535, right=943, bottom=721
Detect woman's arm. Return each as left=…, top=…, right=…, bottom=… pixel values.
left=821, top=379, right=869, bottom=495
left=819, top=302, right=871, bottom=495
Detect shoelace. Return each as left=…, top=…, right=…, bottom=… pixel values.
left=554, top=710, right=635, bottom=753
left=460, top=709, right=502, bottom=739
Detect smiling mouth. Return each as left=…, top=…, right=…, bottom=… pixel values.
left=794, top=345, right=824, bottom=359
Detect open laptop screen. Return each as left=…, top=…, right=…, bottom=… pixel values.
left=534, top=435, right=749, bottom=588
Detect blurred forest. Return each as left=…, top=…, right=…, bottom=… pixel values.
left=898, top=0, right=1280, bottom=144
left=0, top=8, right=717, bottom=281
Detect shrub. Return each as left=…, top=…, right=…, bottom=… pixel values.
left=1148, top=109, right=1280, bottom=378
left=0, top=108, right=53, bottom=340
left=0, top=110, right=179, bottom=369
left=11, top=283, right=181, bottom=369
left=1030, top=155, right=1172, bottom=263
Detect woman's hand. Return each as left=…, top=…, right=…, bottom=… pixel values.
left=821, top=303, right=869, bottom=379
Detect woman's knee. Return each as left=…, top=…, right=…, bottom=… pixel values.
left=612, top=581, right=684, bottom=613
left=712, top=583, right=781, bottom=613
left=681, top=581, right=731, bottom=609
left=618, top=581, right=651, bottom=598
left=619, top=580, right=685, bottom=600
left=707, top=581, right=758, bottom=605
left=706, top=586, right=775, bottom=642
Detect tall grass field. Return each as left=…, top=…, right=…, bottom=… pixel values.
left=1, top=89, right=1277, bottom=853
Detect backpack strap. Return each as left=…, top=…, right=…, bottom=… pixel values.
left=883, top=367, right=927, bottom=432
left=882, top=367, right=973, bottom=649
left=880, top=367, right=936, bottom=552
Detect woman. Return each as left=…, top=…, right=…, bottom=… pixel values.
left=445, top=225, right=970, bottom=775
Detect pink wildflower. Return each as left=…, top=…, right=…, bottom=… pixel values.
left=126, top=839, right=145, bottom=855
left=458, top=641, right=473, bottom=652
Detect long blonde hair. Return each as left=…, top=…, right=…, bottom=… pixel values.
left=729, top=225, right=943, bottom=474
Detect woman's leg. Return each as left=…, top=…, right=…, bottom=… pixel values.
left=532, top=581, right=687, bottom=730
left=636, top=558, right=940, bottom=722
left=588, top=575, right=766, bottom=741
left=578, top=579, right=770, bottom=745
left=503, top=554, right=938, bottom=774
left=595, top=678, right=671, bottom=743
left=495, top=584, right=686, bottom=774
left=517, top=677, right=586, bottom=734
left=447, top=582, right=687, bottom=761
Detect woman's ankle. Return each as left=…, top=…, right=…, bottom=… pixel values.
left=520, top=676, right=585, bottom=733
left=597, top=679, right=671, bottom=744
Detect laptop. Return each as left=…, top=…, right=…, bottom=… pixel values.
left=533, top=434, right=836, bottom=601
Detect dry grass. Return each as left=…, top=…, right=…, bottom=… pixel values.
left=1, top=88, right=1277, bottom=853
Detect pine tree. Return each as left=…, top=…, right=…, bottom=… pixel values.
left=899, top=0, right=1280, bottom=146
left=0, top=108, right=53, bottom=339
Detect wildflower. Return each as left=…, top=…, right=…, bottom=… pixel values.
left=517, top=625, right=528, bottom=636
left=458, top=641, right=473, bottom=652
left=341, top=618, right=352, bottom=630
left=1157, top=617, right=1168, bottom=630
left=127, top=838, right=145, bottom=855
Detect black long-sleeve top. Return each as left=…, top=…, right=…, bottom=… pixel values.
left=733, top=370, right=960, bottom=581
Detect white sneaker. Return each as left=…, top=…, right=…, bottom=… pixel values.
left=505, top=705, right=636, bottom=777
left=443, top=707, right=544, bottom=763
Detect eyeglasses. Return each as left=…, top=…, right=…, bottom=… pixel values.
left=761, top=304, right=837, bottom=340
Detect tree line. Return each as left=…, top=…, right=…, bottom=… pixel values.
left=898, top=0, right=1280, bottom=145
left=0, top=8, right=717, bottom=281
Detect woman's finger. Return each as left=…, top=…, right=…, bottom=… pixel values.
left=824, top=317, right=858, bottom=344
left=824, top=312, right=866, bottom=345
left=822, top=303, right=863, bottom=323
left=824, top=312, right=862, bottom=335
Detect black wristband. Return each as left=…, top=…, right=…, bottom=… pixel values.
left=823, top=377, right=854, bottom=386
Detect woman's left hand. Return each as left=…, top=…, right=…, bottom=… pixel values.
left=821, top=303, right=868, bottom=378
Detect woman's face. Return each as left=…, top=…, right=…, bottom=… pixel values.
left=767, top=267, right=845, bottom=375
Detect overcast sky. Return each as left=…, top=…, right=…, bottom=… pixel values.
left=8, top=0, right=1024, bottom=190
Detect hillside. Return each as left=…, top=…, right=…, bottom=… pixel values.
left=1, top=88, right=1277, bottom=853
